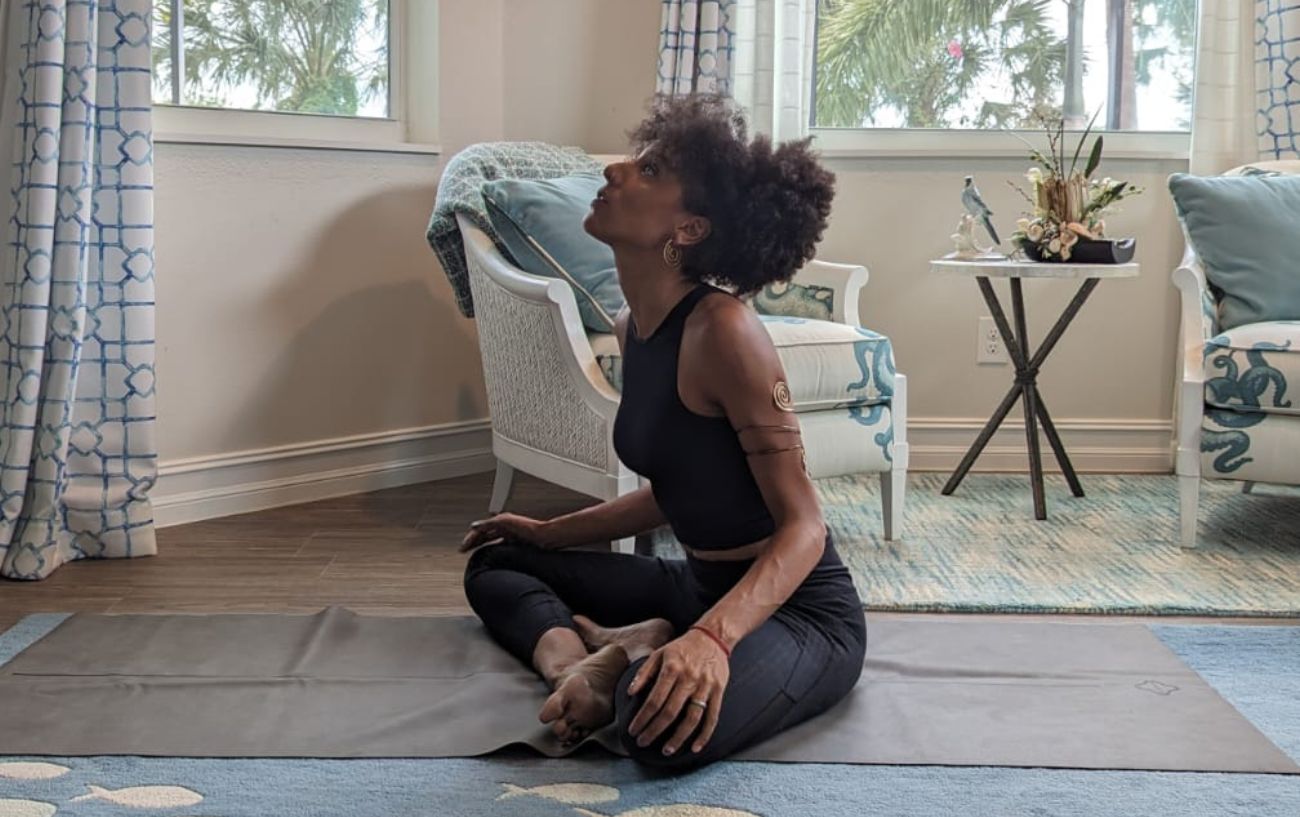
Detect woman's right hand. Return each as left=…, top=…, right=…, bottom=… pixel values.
left=459, top=512, right=553, bottom=553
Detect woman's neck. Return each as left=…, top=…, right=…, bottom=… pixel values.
left=614, top=245, right=696, bottom=340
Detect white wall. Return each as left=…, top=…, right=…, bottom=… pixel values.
left=154, top=145, right=479, bottom=453
left=824, top=155, right=1186, bottom=469
left=154, top=0, right=1184, bottom=523
left=501, top=0, right=663, bottom=152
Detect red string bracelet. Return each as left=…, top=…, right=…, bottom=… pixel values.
left=689, top=624, right=732, bottom=659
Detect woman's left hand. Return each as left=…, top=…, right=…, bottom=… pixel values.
left=626, top=629, right=730, bottom=756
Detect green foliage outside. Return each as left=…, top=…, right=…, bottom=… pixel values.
left=153, top=0, right=389, bottom=117
left=813, top=0, right=1196, bottom=130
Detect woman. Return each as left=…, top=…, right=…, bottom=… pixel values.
left=461, top=94, right=865, bottom=770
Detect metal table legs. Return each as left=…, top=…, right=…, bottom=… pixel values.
left=941, top=276, right=1099, bottom=519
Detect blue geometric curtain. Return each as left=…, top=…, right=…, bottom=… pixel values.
left=1258, top=0, right=1300, bottom=159
left=0, top=0, right=157, bottom=580
left=656, top=0, right=736, bottom=96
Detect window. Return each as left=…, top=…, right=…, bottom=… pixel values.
left=812, top=0, right=1197, bottom=134
left=151, top=1, right=438, bottom=152
left=153, top=0, right=390, bottom=117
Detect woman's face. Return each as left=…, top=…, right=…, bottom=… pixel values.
left=584, top=148, right=706, bottom=253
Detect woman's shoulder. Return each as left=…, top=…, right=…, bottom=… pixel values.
left=685, top=287, right=773, bottom=360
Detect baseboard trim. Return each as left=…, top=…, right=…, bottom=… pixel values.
left=153, top=421, right=494, bottom=528
left=151, top=416, right=1173, bottom=527
left=907, top=417, right=1173, bottom=474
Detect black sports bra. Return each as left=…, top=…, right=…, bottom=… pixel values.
left=612, top=284, right=777, bottom=550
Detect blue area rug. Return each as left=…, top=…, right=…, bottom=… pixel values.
left=1, top=615, right=1297, bottom=817
left=656, top=474, right=1300, bottom=616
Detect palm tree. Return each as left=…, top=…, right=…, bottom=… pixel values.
left=1129, top=0, right=1196, bottom=129
left=1062, top=0, right=1085, bottom=126
left=814, top=0, right=1067, bottom=129
left=1105, top=0, right=1136, bottom=129
left=1091, top=0, right=1196, bottom=131
left=153, top=0, right=388, bottom=117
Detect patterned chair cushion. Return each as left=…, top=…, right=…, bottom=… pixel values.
left=590, top=315, right=895, bottom=411
left=1204, top=321, right=1300, bottom=417
left=752, top=281, right=836, bottom=321
left=1202, top=409, right=1300, bottom=485
left=800, top=403, right=894, bottom=477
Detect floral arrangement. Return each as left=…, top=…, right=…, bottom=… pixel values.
left=1009, top=113, right=1142, bottom=262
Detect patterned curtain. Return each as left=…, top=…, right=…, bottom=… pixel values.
left=656, top=0, right=816, bottom=140
left=1191, top=0, right=1300, bottom=173
left=0, top=0, right=157, bottom=580
left=656, top=0, right=736, bottom=97
left=730, top=0, right=815, bottom=140
left=1258, top=1, right=1300, bottom=160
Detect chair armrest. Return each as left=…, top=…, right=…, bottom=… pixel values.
left=797, top=260, right=868, bottom=325
left=757, top=260, right=868, bottom=326
left=1171, top=239, right=1213, bottom=476
left=1171, top=241, right=1214, bottom=386
left=458, top=215, right=621, bottom=411
left=458, top=216, right=625, bottom=472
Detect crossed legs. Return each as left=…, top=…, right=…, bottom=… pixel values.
left=463, top=542, right=865, bottom=770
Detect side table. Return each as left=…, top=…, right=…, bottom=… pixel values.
left=930, top=258, right=1140, bottom=519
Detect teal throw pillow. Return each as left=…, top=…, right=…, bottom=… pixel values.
left=1168, top=172, right=1300, bottom=330
left=482, top=174, right=625, bottom=332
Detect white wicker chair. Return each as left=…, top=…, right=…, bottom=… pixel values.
left=458, top=215, right=909, bottom=555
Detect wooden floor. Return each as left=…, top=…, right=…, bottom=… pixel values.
left=0, top=471, right=593, bottom=631
left=2, top=471, right=1297, bottom=631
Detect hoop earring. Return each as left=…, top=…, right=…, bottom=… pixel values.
left=662, top=239, right=682, bottom=269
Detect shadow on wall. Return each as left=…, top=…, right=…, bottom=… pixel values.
left=226, top=181, right=487, bottom=449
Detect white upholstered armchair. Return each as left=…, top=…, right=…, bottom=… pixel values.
left=1173, top=160, right=1300, bottom=548
left=458, top=216, right=909, bottom=555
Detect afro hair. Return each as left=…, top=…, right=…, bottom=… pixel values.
left=628, top=94, right=836, bottom=295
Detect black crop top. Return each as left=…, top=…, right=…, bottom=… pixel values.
left=612, top=284, right=777, bottom=550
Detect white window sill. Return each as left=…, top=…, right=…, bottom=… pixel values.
left=154, top=131, right=442, bottom=156
left=152, top=104, right=440, bottom=156
left=811, top=128, right=1189, bottom=162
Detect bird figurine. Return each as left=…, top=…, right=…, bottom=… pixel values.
left=961, top=176, right=1000, bottom=246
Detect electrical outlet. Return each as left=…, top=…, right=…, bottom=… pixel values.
left=977, top=317, right=1009, bottom=365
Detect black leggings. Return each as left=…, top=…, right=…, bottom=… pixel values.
left=462, top=534, right=867, bottom=770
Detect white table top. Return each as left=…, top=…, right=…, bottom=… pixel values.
left=930, top=257, right=1140, bottom=280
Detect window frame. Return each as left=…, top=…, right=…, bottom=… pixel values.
left=810, top=127, right=1190, bottom=161
left=152, top=0, right=440, bottom=154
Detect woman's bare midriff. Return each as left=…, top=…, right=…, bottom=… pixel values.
left=680, top=534, right=773, bottom=562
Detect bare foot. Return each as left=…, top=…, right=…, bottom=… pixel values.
left=573, top=614, right=674, bottom=663
left=539, top=644, right=629, bottom=745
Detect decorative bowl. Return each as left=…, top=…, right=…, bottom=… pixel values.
left=1020, top=238, right=1136, bottom=264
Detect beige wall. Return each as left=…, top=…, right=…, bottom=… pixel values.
left=502, top=0, right=663, bottom=152
left=154, top=145, right=482, bottom=458
left=156, top=0, right=1185, bottom=480
left=825, top=156, right=1186, bottom=426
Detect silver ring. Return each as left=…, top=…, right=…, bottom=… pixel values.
left=688, top=698, right=708, bottom=710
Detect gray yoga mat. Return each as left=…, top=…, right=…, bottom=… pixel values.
left=0, top=608, right=1295, bottom=773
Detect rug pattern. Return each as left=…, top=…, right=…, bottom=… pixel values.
left=654, top=474, right=1300, bottom=616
